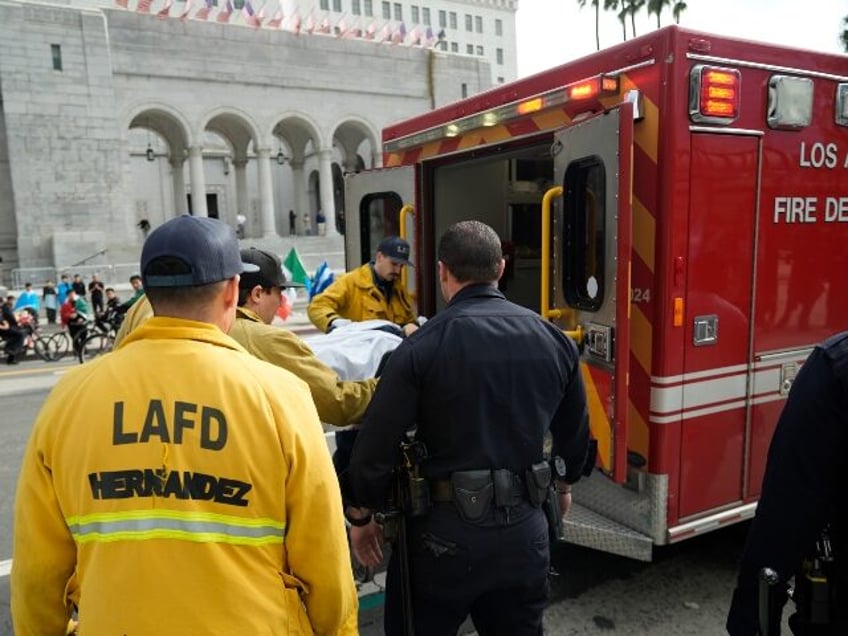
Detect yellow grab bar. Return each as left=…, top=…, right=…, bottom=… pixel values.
left=541, top=186, right=583, bottom=345
left=541, top=186, right=563, bottom=320
left=398, top=204, right=415, bottom=293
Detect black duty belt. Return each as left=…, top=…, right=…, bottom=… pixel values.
left=430, top=469, right=525, bottom=507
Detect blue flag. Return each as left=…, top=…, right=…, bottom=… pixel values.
left=309, top=261, right=335, bottom=300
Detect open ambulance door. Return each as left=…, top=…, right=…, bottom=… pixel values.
left=344, top=166, right=417, bottom=300
left=549, top=103, right=634, bottom=484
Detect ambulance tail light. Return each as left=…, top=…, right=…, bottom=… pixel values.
left=689, top=65, right=741, bottom=125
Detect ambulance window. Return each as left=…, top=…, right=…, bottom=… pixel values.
left=359, top=192, right=403, bottom=265
left=563, top=157, right=606, bottom=311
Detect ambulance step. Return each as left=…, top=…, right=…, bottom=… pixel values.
left=564, top=502, right=654, bottom=562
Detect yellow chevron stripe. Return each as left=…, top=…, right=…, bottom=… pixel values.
left=634, top=95, right=659, bottom=164
left=633, top=195, right=655, bottom=273
left=581, top=362, right=611, bottom=471
left=628, top=400, right=649, bottom=464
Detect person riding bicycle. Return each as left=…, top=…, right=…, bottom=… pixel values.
left=60, top=289, right=92, bottom=355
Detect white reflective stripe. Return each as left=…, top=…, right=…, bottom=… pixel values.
left=649, top=398, right=748, bottom=424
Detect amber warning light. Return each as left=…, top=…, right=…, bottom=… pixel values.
left=699, top=67, right=740, bottom=119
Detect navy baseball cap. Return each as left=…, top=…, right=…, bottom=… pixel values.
left=141, top=215, right=259, bottom=288
left=239, top=248, right=306, bottom=290
left=377, top=236, right=413, bottom=267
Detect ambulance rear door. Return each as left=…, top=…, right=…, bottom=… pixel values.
left=344, top=166, right=417, bottom=298
left=552, top=103, right=634, bottom=483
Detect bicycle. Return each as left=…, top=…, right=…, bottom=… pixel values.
left=15, top=309, right=58, bottom=362
left=77, top=311, right=121, bottom=364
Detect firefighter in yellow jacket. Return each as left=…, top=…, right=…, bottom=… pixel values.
left=307, top=236, right=418, bottom=335
left=12, top=215, right=358, bottom=635
left=114, top=250, right=377, bottom=428
left=230, top=247, right=377, bottom=427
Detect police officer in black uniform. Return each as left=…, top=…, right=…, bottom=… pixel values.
left=343, top=220, right=590, bottom=635
left=727, top=331, right=848, bottom=635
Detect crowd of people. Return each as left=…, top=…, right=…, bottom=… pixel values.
left=8, top=215, right=847, bottom=635
left=0, top=272, right=146, bottom=364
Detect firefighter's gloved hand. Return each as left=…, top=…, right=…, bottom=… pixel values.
left=328, top=318, right=352, bottom=332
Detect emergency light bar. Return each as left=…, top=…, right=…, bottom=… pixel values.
left=385, top=75, right=621, bottom=153
left=689, top=64, right=741, bottom=125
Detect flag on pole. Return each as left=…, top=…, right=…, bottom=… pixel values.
left=379, top=22, right=391, bottom=42
left=194, top=0, right=213, bottom=20
left=423, top=26, right=437, bottom=47
left=335, top=14, right=347, bottom=37
left=179, top=0, right=194, bottom=21
left=242, top=0, right=261, bottom=28
left=363, top=19, right=377, bottom=39
left=115, top=0, right=129, bottom=9
left=317, top=13, right=331, bottom=34
left=304, top=9, right=315, bottom=34
left=390, top=21, right=406, bottom=45
left=136, top=0, right=153, bottom=13
left=407, top=25, right=420, bottom=46
left=308, top=261, right=335, bottom=300
left=156, top=0, right=173, bottom=19
left=267, top=7, right=283, bottom=28
left=283, top=247, right=311, bottom=288
left=216, top=0, right=233, bottom=23
left=289, top=7, right=301, bottom=34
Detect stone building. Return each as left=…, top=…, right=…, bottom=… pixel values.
left=0, top=0, right=518, bottom=285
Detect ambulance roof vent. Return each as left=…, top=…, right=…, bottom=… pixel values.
left=767, top=75, right=814, bottom=130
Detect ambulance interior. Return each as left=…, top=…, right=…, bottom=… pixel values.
left=431, top=143, right=554, bottom=313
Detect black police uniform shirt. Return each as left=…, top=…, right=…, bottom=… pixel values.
left=346, top=283, right=589, bottom=510
left=726, top=331, right=848, bottom=634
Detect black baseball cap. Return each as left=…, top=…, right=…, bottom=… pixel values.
left=239, top=248, right=306, bottom=290
left=141, top=215, right=259, bottom=288
left=377, top=236, right=414, bottom=267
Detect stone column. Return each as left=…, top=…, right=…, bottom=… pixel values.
left=233, top=158, right=249, bottom=236
left=290, top=159, right=307, bottom=236
left=188, top=145, right=208, bottom=217
left=318, top=149, right=338, bottom=237
left=256, top=148, right=277, bottom=238
left=170, top=157, right=187, bottom=215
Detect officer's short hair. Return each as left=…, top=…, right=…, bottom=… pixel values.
left=438, top=220, right=502, bottom=283
left=144, top=256, right=226, bottom=307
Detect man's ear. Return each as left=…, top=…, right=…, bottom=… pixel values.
left=438, top=261, right=448, bottom=283
left=247, top=284, right=265, bottom=305
left=496, top=258, right=506, bottom=281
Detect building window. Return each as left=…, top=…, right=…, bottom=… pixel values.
left=352, top=0, right=360, bottom=14
left=422, top=7, right=430, bottom=25
left=393, top=2, right=401, bottom=20
left=449, top=11, right=457, bottom=29
left=450, top=41, right=458, bottom=52
left=496, top=48, right=503, bottom=64
left=475, top=15, right=482, bottom=33
left=411, top=5, right=419, bottom=23
left=333, top=0, right=341, bottom=11
left=382, top=1, right=390, bottom=19
left=462, top=83, right=468, bottom=99
left=466, top=44, right=473, bottom=55
left=495, top=18, right=503, bottom=36
left=476, top=45, right=484, bottom=56
left=498, top=77, right=505, bottom=84
left=438, top=9, right=446, bottom=27
left=465, top=14, right=472, bottom=31
left=440, top=40, right=448, bottom=51
left=320, top=0, right=329, bottom=10
left=50, top=44, right=62, bottom=71
left=364, top=0, right=372, bottom=16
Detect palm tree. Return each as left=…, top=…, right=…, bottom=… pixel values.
left=577, top=0, right=601, bottom=50
left=672, top=1, right=687, bottom=24
left=842, top=15, right=848, bottom=53
left=621, top=0, right=645, bottom=38
left=647, top=0, right=671, bottom=28
left=604, top=0, right=628, bottom=40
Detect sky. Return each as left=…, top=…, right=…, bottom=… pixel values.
left=515, top=0, right=847, bottom=78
